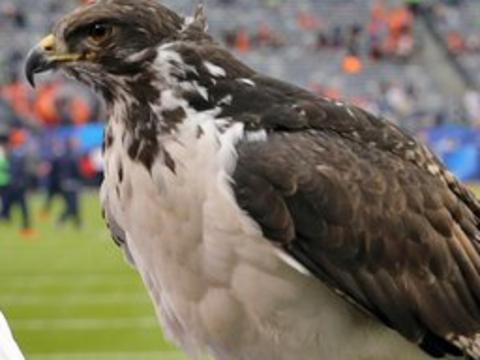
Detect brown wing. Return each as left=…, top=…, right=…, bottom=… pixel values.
left=231, top=95, right=480, bottom=359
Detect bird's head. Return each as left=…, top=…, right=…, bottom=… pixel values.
left=25, top=0, right=209, bottom=98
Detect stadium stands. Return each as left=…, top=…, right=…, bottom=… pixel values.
left=1, top=0, right=480, bottom=179
left=428, top=0, right=480, bottom=87
left=0, top=0, right=474, bottom=130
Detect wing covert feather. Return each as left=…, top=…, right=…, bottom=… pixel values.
left=232, top=126, right=480, bottom=358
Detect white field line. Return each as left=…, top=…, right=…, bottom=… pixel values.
left=0, top=293, right=151, bottom=306
left=10, top=316, right=158, bottom=330
left=30, top=351, right=186, bottom=360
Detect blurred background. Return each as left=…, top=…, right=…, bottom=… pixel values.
left=1, top=0, right=480, bottom=359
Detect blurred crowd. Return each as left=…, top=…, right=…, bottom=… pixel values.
left=0, top=130, right=87, bottom=237
left=429, top=0, right=480, bottom=56
left=1, top=0, right=477, bottom=132
left=222, top=1, right=415, bottom=63
left=1, top=0, right=480, bottom=234
left=0, top=0, right=102, bottom=236
left=198, top=0, right=480, bottom=130
left=426, top=0, right=480, bottom=89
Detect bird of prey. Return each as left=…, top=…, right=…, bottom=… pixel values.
left=25, top=1, right=480, bottom=359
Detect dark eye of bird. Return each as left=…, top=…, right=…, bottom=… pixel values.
left=89, top=23, right=111, bottom=42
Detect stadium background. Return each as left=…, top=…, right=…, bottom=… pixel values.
left=1, top=0, right=480, bottom=359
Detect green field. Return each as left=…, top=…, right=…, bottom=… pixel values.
left=3, top=187, right=480, bottom=359
left=0, top=193, right=187, bottom=360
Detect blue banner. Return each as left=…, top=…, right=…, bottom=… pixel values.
left=424, top=125, right=480, bottom=181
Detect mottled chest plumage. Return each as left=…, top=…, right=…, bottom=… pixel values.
left=100, top=99, right=430, bottom=360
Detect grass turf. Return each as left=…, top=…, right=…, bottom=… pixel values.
left=3, top=187, right=480, bottom=359
left=0, top=192, right=187, bottom=360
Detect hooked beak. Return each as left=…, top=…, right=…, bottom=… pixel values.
left=25, top=34, right=81, bottom=87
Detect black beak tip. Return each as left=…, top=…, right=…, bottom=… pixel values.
left=24, top=46, right=53, bottom=88
left=26, top=70, right=36, bottom=88
left=25, top=49, right=38, bottom=88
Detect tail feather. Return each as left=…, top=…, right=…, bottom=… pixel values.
left=420, top=331, right=463, bottom=358
left=447, top=334, right=480, bottom=360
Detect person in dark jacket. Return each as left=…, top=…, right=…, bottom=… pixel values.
left=2, top=130, right=34, bottom=236
left=57, top=138, right=82, bottom=228
left=41, top=139, right=63, bottom=217
left=0, top=142, right=10, bottom=218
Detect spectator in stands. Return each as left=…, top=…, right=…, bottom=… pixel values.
left=447, top=31, right=465, bottom=54
left=315, top=31, right=329, bottom=49
left=406, top=0, right=423, bottom=16
left=234, top=28, right=251, bottom=53
left=347, top=24, right=363, bottom=56
left=330, top=26, right=344, bottom=48
left=463, top=88, right=480, bottom=126
left=297, top=10, right=319, bottom=31
left=1, top=3, right=26, bottom=29
left=57, top=138, right=82, bottom=229
left=384, top=82, right=415, bottom=118
left=255, top=23, right=286, bottom=49
left=385, top=6, right=415, bottom=60
left=342, top=52, right=363, bottom=75
left=396, top=27, right=415, bottom=61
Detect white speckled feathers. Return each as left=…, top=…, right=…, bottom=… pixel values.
left=101, top=79, right=432, bottom=360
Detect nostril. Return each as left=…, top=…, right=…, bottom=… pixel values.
left=39, top=34, right=56, bottom=53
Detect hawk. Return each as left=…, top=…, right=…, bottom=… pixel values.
left=25, top=1, right=480, bottom=359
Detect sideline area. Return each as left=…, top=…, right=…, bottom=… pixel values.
left=0, top=193, right=184, bottom=359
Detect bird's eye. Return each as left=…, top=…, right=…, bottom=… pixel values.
left=89, top=23, right=112, bottom=43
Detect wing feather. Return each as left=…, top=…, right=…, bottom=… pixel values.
left=231, top=93, right=480, bottom=358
